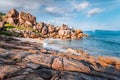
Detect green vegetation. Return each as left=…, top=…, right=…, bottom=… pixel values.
left=0, top=24, right=16, bottom=36
left=0, top=23, right=41, bottom=37
left=0, top=30, right=13, bottom=36
left=4, top=24, right=15, bottom=29
left=5, top=23, right=41, bottom=34
left=0, top=11, right=6, bottom=17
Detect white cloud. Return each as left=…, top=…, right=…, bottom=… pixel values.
left=0, top=0, right=43, bottom=11
left=73, top=2, right=89, bottom=11
left=45, top=6, right=73, bottom=16
left=45, top=7, right=63, bottom=14
left=0, top=0, right=56, bottom=12
left=88, top=8, right=104, bottom=17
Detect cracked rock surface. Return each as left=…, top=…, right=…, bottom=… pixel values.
left=0, top=36, right=120, bottom=80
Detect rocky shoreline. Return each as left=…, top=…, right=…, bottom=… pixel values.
left=0, top=9, right=87, bottom=39
left=0, top=9, right=120, bottom=80
left=0, top=35, right=120, bottom=80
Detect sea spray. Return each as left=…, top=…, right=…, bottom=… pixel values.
left=43, top=38, right=66, bottom=52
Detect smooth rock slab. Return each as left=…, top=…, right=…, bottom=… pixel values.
left=25, top=54, right=54, bottom=67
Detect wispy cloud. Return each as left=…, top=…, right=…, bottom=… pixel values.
left=87, top=8, right=104, bottom=17
left=73, top=2, right=89, bottom=11
left=45, top=7, right=64, bottom=16
left=0, top=0, right=56, bottom=12
left=0, top=0, right=43, bottom=11
left=45, top=6, right=73, bottom=17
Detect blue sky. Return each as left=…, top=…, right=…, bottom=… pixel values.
left=0, top=0, right=120, bottom=30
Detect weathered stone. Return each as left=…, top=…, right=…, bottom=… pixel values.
left=60, top=24, right=68, bottom=30
left=98, top=56, right=113, bottom=65
left=6, top=9, right=19, bottom=18
left=66, top=48, right=78, bottom=54
left=48, top=25, right=55, bottom=33
left=63, top=57, right=91, bottom=73
left=19, top=11, right=36, bottom=27
left=115, top=60, right=120, bottom=70
left=75, top=29, right=83, bottom=34
left=10, top=52, right=30, bottom=61
left=28, top=49, right=39, bottom=54
left=42, top=26, right=48, bottom=35
left=25, top=20, right=32, bottom=27
left=26, top=63, right=40, bottom=69
left=52, top=57, right=63, bottom=70
left=0, top=65, right=21, bottom=79
left=7, top=17, right=18, bottom=25
left=35, top=22, right=44, bottom=32
left=58, top=30, right=71, bottom=36
left=25, top=54, right=54, bottom=67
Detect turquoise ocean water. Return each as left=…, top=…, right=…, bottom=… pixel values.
left=43, top=30, right=120, bottom=57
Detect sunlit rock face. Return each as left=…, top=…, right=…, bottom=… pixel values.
left=1, top=9, right=87, bottom=39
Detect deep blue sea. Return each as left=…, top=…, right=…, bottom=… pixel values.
left=43, top=30, right=120, bottom=57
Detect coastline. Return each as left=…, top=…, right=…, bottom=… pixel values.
left=0, top=9, right=120, bottom=80
left=0, top=35, right=120, bottom=80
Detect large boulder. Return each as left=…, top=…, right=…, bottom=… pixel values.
left=75, top=29, right=83, bottom=34
left=18, top=12, right=36, bottom=27
left=34, top=22, right=45, bottom=32
left=58, top=30, right=71, bottom=36
left=6, top=9, right=19, bottom=18
left=48, top=25, right=55, bottom=33
left=42, top=26, right=48, bottom=35
left=7, top=17, right=18, bottom=25
left=2, top=9, right=19, bottom=25
left=52, top=57, right=90, bottom=73
left=60, top=24, right=68, bottom=30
